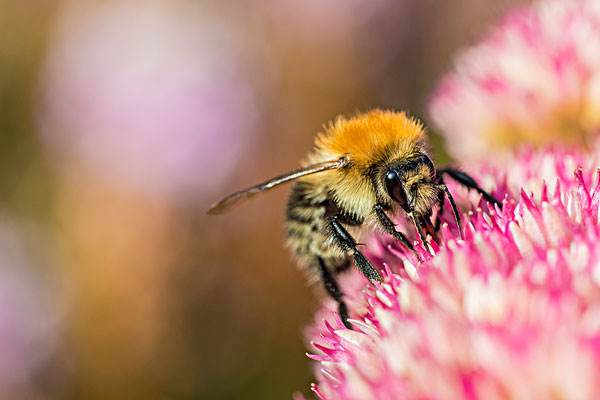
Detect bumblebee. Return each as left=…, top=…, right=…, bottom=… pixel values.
left=209, top=110, right=500, bottom=328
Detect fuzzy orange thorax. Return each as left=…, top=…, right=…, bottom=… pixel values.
left=313, top=110, right=426, bottom=169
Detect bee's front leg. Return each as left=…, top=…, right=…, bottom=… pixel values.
left=372, top=203, right=414, bottom=251
left=328, top=216, right=382, bottom=282
left=408, top=212, right=429, bottom=249
left=433, top=190, right=445, bottom=232
left=437, top=168, right=502, bottom=208
left=435, top=183, right=463, bottom=239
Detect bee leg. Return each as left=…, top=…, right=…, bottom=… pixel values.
left=317, top=257, right=353, bottom=329
left=408, top=212, right=429, bottom=249
left=329, top=216, right=383, bottom=282
left=419, top=214, right=437, bottom=242
left=433, top=190, right=445, bottom=232
left=437, top=168, right=502, bottom=208
left=373, top=204, right=414, bottom=251
left=438, top=183, right=463, bottom=239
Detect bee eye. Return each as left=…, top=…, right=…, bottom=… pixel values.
left=384, top=170, right=408, bottom=209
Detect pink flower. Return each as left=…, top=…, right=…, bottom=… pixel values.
left=301, top=147, right=600, bottom=399
left=429, top=0, right=600, bottom=160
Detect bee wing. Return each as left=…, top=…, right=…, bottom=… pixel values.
left=207, top=157, right=348, bottom=215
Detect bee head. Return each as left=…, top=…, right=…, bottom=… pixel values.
left=383, top=154, right=436, bottom=213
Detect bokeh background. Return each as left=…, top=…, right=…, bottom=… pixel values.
left=0, top=1, right=529, bottom=399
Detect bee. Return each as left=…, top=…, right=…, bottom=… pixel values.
left=208, top=110, right=500, bottom=328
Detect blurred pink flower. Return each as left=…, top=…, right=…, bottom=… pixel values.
left=0, top=220, right=64, bottom=395
left=39, top=2, right=264, bottom=199
left=301, top=147, right=600, bottom=399
left=429, top=0, right=600, bottom=159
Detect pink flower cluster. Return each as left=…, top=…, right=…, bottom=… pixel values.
left=429, top=0, right=600, bottom=160
left=300, top=147, right=600, bottom=399
left=299, top=1, right=600, bottom=397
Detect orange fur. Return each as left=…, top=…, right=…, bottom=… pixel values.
left=313, top=109, right=426, bottom=168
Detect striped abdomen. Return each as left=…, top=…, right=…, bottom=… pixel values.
left=285, top=182, right=354, bottom=275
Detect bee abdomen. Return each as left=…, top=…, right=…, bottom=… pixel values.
left=286, top=182, right=345, bottom=272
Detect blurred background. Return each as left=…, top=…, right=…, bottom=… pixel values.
left=0, top=0, right=528, bottom=398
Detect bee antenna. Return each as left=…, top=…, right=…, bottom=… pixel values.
left=441, top=184, right=462, bottom=239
